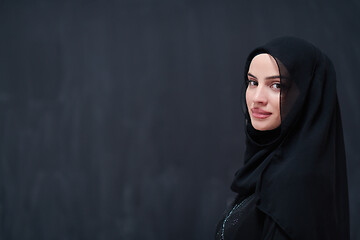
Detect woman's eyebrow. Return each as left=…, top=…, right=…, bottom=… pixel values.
left=265, top=75, right=281, bottom=80
left=247, top=73, right=257, bottom=79
left=247, top=73, right=281, bottom=80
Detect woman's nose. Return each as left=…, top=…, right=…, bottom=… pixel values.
left=253, top=86, right=268, bottom=105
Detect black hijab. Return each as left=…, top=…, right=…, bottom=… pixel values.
left=231, top=37, right=349, bottom=240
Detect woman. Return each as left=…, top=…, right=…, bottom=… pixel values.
left=215, top=37, right=350, bottom=240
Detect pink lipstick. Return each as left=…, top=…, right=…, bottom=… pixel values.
left=251, top=108, right=272, bottom=119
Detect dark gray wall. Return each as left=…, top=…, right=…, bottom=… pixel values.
left=0, top=0, right=359, bottom=239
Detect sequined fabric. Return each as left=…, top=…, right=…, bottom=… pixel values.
left=215, top=194, right=263, bottom=240
left=215, top=193, right=291, bottom=240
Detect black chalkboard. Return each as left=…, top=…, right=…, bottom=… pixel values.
left=0, top=0, right=359, bottom=239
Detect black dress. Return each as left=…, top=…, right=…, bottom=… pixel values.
left=221, top=37, right=349, bottom=240
left=215, top=194, right=290, bottom=240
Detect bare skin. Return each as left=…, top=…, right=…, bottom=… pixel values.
left=246, top=54, right=281, bottom=131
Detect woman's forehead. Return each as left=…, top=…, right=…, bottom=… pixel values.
left=248, top=53, right=279, bottom=78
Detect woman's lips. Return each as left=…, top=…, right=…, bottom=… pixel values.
left=251, top=108, right=272, bottom=119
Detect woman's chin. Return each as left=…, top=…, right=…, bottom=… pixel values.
left=251, top=121, right=279, bottom=131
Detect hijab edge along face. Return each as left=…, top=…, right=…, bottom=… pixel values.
left=242, top=49, right=285, bottom=146
left=246, top=53, right=282, bottom=132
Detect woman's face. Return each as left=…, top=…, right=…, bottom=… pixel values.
left=246, top=53, right=281, bottom=131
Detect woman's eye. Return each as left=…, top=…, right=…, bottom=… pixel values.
left=271, top=83, right=281, bottom=90
left=248, top=80, right=258, bottom=86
